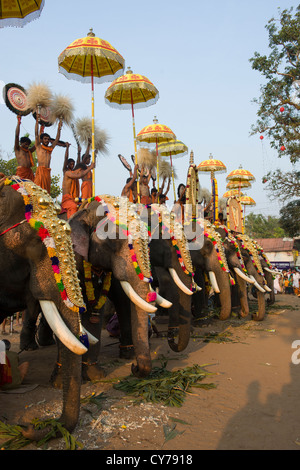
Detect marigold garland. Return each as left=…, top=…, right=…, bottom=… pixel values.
left=4, top=178, right=86, bottom=315
left=83, top=260, right=112, bottom=311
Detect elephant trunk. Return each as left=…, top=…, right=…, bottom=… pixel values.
left=167, top=289, right=192, bottom=352
left=130, top=303, right=152, bottom=377
left=252, top=290, right=266, bottom=321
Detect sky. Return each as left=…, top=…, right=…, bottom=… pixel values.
left=0, top=0, right=299, bottom=217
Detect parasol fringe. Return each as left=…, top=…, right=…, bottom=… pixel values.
left=0, top=0, right=45, bottom=29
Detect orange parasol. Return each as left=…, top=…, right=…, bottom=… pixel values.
left=157, top=139, right=188, bottom=201
left=136, top=117, right=176, bottom=200
left=197, top=153, right=227, bottom=223
left=105, top=67, right=159, bottom=202
left=58, top=28, right=125, bottom=196
left=0, top=0, right=45, bottom=28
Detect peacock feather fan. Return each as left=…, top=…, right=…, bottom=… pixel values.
left=50, top=94, right=74, bottom=125
left=26, top=82, right=52, bottom=111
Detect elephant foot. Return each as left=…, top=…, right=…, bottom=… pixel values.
left=119, top=344, right=135, bottom=360
left=20, top=338, right=39, bottom=351
left=131, top=362, right=152, bottom=378
left=82, top=362, right=106, bottom=382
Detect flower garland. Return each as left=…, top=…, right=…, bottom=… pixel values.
left=235, top=234, right=266, bottom=282
left=216, top=224, right=248, bottom=273
left=203, top=229, right=235, bottom=286
left=86, top=195, right=153, bottom=283
left=4, top=178, right=86, bottom=315
left=83, top=260, right=112, bottom=311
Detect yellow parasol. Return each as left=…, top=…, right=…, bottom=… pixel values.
left=58, top=28, right=125, bottom=196
left=226, top=180, right=252, bottom=191
left=223, top=189, right=243, bottom=198
left=226, top=165, right=255, bottom=198
left=197, top=153, right=227, bottom=223
left=0, top=0, right=45, bottom=27
left=157, top=139, right=188, bottom=202
left=136, top=117, right=176, bottom=201
left=104, top=67, right=159, bottom=202
left=240, top=195, right=256, bottom=229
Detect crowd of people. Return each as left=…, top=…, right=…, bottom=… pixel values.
left=274, top=269, right=300, bottom=296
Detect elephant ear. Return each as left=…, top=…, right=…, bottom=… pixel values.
left=69, top=209, right=90, bottom=261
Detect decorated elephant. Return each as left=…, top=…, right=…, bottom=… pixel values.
left=254, top=241, right=278, bottom=305
left=0, top=176, right=88, bottom=438
left=68, top=195, right=168, bottom=378
left=213, top=224, right=255, bottom=318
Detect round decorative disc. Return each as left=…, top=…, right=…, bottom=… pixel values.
left=32, top=106, right=53, bottom=127
left=3, top=83, right=30, bottom=116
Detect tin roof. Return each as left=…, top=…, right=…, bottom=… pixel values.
left=255, top=238, right=295, bottom=252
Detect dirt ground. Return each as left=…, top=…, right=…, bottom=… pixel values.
left=0, top=293, right=300, bottom=452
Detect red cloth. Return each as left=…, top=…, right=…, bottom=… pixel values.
left=81, top=180, right=92, bottom=199
left=0, top=355, right=12, bottom=387
left=61, top=194, right=78, bottom=219
left=34, top=166, right=51, bottom=194
left=16, top=166, right=34, bottom=181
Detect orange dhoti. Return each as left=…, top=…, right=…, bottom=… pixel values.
left=81, top=180, right=92, bottom=199
left=34, top=166, right=51, bottom=194
left=61, top=194, right=78, bottom=219
left=16, top=166, right=34, bottom=182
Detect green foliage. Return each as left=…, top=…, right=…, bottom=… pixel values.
left=249, top=6, right=300, bottom=163
left=245, top=212, right=286, bottom=239
left=0, top=155, right=62, bottom=200
left=263, top=168, right=300, bottom=202
left=114, top=361, right=215, bottom=407
left=279, top=199, right=300, bottom=237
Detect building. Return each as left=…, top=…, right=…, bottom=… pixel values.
left=255, top=238, right=300, bottom=270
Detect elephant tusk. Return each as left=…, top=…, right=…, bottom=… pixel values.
left=234, top=267, right=255, bottom=284
left=209, top=271, right=220, bottom=293
left=168, top=268, right=193, bottom=296
left=120, top=281, right=157, bottom=313
left=264, top=267, right=280, bottom=276
left=39, top=300, right=88, bottom=355
left=264, top=285, right=272, bottom=292
left=249, top=275, right=266, bottom=293
left=150, top=287, right=173, bottom=308
left=81, top=326, right=99, bottom=345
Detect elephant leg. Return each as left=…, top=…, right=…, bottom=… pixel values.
left=20, top=298, right=41, bottom=351
left=81, top=312, right=106, bottom=381
left=109, top=276, right=135, bottom=360
left=36, top=313, right=56, bottom=346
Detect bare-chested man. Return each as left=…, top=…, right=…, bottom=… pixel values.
left=139, top=166, right=152, bottom=205
left=34, top=113, right=62, bottom=194
left=61, top=161, right=95, bottom=219
left=121, top=164, right=138, bottom=202
left=14, top=115, right=36, bottom=181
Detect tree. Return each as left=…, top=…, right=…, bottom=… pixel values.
left=249, top=6, right=300, bottom=201
left=263, top=168, right=300, bottom=203
left=279, top=199, right=300, bottom=237
left=0, top=154, right=62, bottom=201
left=245, top=212, right=287, bottom=239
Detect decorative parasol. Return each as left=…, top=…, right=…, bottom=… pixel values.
left=197, top=153, right=227, bottom=223
left=226, top=165, right=255, bottom=197
left=58, top=28, right=125, bottom=196
left=223, top=190, right=243, bottom=198
left=226, top=180, right=252, bottom=191
left=105, top=67, right=159, bottom=202
left=240, top=195, right=256, bottom=231
left=136, top=117, right=176, bottom=201
left=157, top=139, right=188, bottom=202
left=0, top=0, right=45, bottom=28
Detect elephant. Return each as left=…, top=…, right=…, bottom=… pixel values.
left=213, top=224, right=255, bottom=318
left=0, top=176, right=89, bottom=438
left=188, top=219, right=251, bottom=321
left=68, top=195, right=169, bottom=378
left=254, top=241, right=278, bottom=305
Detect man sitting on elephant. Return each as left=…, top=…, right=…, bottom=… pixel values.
left=61, top=161, right=95, bottom=219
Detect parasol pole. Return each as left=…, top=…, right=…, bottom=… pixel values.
left=130, top=89, right=140, bottom=203
left=170, top=152, right=176, bottom=202
left=156, top=138, right=160, bottom=203
left=91, top=55, right=96, bottom=197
